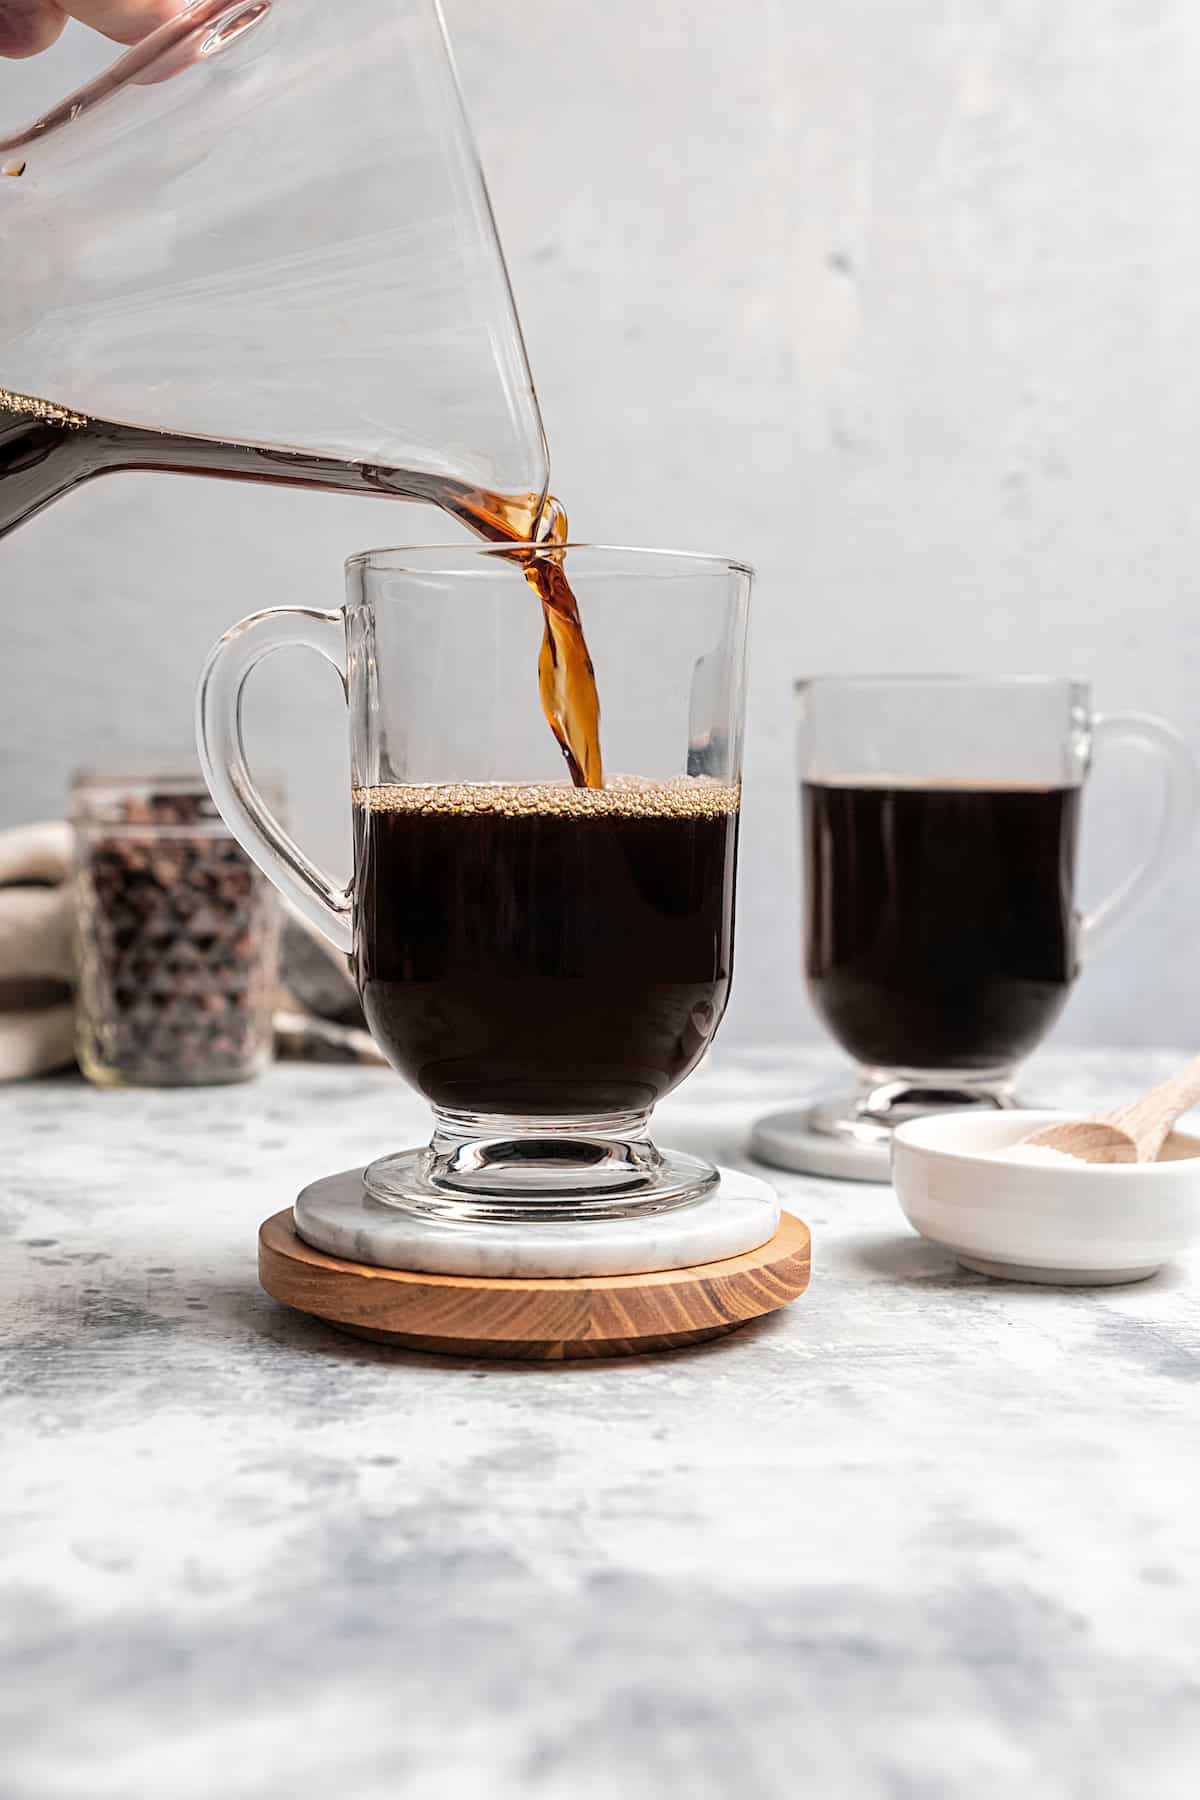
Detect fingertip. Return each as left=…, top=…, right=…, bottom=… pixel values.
left=0, top=2, right=68, bottom=58
left=66, top=2, right=179, bottom=49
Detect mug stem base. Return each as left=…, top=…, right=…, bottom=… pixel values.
left=750, top=1067, right=1019, bottom=1184
left=364, top=1108, right=719, bottom=1224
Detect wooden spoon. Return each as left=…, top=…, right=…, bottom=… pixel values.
left=1020, top=1054, right=1200, bottom=1164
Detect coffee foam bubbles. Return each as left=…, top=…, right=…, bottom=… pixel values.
left=352, top=775, right=741, bottom=820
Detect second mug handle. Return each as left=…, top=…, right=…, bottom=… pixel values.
left=1079, top=710, right=1200, bottom=957
left=195, top=606, right=354, bottom=953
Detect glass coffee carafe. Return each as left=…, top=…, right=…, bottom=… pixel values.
left=1, top=0, right=551, bottom=542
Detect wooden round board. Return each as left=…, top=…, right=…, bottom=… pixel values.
left=259, top=1208, right=811, bottom=1361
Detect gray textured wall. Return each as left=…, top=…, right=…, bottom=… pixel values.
left=3, top=1, right=1199, bottom=1058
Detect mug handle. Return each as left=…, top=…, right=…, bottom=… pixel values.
left=195, top=607, right=353, bottom=953
left=1079, top=710, right=1200, bottom=957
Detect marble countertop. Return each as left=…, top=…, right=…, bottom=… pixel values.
left=3, top=1046, right=1199, bottom=1800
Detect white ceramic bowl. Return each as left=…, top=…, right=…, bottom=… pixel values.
left=892, top=1109, right=1200, bottom=1284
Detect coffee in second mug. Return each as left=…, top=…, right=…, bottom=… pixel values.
left=751, top=675, right=1200, bottom=1182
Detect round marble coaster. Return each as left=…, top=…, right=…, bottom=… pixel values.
left=749, top=1105, right=892, bottom=1184
left=293, top=1165, right=780, bottom=1278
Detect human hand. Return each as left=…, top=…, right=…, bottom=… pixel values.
left=0, top=2, right=180, bottom=58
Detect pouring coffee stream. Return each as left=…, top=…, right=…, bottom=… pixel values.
left=0, top=391, right=605, bottom=791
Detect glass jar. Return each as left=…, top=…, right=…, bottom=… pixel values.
left=71, top=764, right=281, bottom=1087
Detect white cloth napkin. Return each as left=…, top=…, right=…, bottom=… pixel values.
left=0, top=822, right=76, bottom=1080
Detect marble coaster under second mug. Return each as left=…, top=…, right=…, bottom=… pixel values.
left=750, top=1078, right=1020, bottom=1184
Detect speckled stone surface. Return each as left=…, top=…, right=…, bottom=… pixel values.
left=3, top=1046, right=1200, bottom=1799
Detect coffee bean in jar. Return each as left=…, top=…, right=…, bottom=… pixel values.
left=71, top=765, right=281, bottom=1087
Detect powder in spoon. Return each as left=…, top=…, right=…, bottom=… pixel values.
left=996, top=1143, right=1087, bottom=1168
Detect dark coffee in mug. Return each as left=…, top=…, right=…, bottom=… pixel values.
left=354, top=777, right=740, bottom=1115
left=803, top=778, right=1080, bottom=1071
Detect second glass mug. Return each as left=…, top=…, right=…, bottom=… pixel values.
left=763, top=676, right=1199, bottom=1179
left=196, top=544, right=751, bottom=1221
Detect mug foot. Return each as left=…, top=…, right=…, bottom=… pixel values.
left=363, top=1109, right=719, bottom=1224
left=750, top=1070, right=1018, bottom=1184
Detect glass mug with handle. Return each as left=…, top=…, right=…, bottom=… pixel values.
left=751, top=676, right=1199, bottom=1182
left=197, top=543, right=751, bottom=1221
